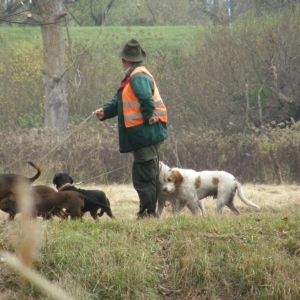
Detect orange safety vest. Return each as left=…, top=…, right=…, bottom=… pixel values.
left=122, top=66, right=168, bottom=128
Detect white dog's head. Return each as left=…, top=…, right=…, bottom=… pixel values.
left=162, top=168, right=184, bottom=194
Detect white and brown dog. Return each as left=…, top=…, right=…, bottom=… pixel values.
left=160, top=163, right=259, bottom=216
left=157, top=161, right=206, bottom=217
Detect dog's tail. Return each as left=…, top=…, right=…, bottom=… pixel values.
left=236, top=181, right=260, bottom=209
left=27, top=162, right=41, bottom=183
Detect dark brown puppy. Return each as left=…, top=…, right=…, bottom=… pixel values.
left=32, top=191, right=84, bottom=220
left=52, top=173, right=115, bottom=220
left=0, top=162, right=41, bottom=220
left=32, top=185, right=68, bottom=219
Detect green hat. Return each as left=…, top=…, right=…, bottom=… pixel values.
left=118, top=39, right=146, bottom=62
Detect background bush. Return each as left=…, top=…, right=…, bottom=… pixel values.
left=0, top=121, right=299, bottom=184
left=0, top=10, right=300, bottom=184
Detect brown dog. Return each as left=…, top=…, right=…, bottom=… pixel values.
left=0, top=162, right=41, bottom=201
left=0, top=162, right=41, bottom=220
left=31, top=185, right=69, bottom=219
left=32, top=191, right=84, bottom=220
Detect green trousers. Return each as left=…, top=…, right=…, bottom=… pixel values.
left=132, top=142, right=161, bottom=216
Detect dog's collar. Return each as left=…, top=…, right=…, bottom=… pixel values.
left=57, top=183, right=73, bottom=191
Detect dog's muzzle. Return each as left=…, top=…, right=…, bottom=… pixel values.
left=162, top=187, right=170, bottom=193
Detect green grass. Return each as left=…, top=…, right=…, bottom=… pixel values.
left=1, top=208, right=300, bottom=299
left=0, top=25, right=204, bottom=52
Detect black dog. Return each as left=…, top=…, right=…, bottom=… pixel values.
left=52, top=173, right=114, bottom=220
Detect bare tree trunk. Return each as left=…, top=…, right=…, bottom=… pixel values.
left=145, top=0, right=157, bottom=24
left=32, top=0, right=68, bottom=132
left=270, top=149, right=283, bottom=185
left=244, top=82, right=250, bottom=129
left=41, top=22, right=68, bottom=132
left=257, top=83, right=264, bottom=126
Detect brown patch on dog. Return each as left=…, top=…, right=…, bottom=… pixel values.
left=194, top=176, right=201, bottom=189
left=168, top=170, right=184, bottom=188
left=212, top=177, right=219, bottom=186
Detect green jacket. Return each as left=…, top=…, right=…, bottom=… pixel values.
left=101, top=63, right=168, bottom=153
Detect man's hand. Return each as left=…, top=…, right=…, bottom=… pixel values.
left=149, top=114, right=159, bottom=125
left=94, top=108, right=105, bottom=120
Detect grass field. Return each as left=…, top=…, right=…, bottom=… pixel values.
left=1, top=183, right=300, bottom=299
left=0, top=25, right=204, bottom=52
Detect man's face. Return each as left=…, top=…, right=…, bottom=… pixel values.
left=121, top=59, right=126, bottom=70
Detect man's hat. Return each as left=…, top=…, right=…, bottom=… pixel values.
left=118, top=39, right=146, bottom=62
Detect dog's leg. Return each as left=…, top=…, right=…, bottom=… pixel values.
left=226, top=197, right=240, bottom=215
left=98, top=209, right=105, bottom=217
left=8, top=197, right=17, bottom=220
left=57, top=210, right=69, bottom=219
left=90, top=208, right=99, bottom=220
left=8, top=211, right=15, bottom=220
left=198, top=199, right=207, bottom=216
left=156, top=198, right=165, bottom=217
left=66, top=199, right=84, bottom=220
left=216, top=197, right=226, bottom=214
left=70, top=210, right=82, bottom=220
left=171, top=199, right=186, bottom=216
left=186, top=200, right=201, bottom=216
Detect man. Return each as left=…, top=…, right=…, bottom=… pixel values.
left=95, top=39, right=168, bottom=219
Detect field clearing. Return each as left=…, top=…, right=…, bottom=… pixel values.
left=1, top=183, right=299, bottom=222
left=0, top=25, right=203, bottom=52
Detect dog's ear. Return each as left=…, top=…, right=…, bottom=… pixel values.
left=174, top=170, right=184, bottom=188
left=52, top=173, right=59, bottom=185
left=169, top=170, right=184, bottom=188
left=66, top=174, right=73, bottom=184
